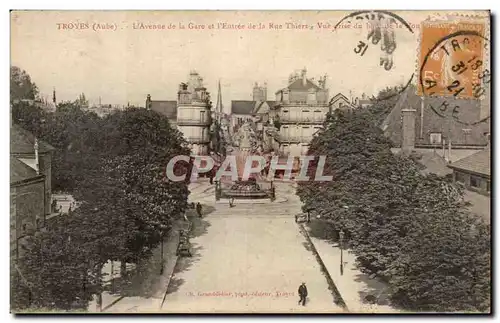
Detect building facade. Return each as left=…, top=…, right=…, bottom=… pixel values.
left=448, top=149, right=491, bottom=196
left=146, top=71, right=212, bottom=155
left=11, top=124, right=54, bottom=217
left=272, top=68, right=330, bottom=156
left=230, top=82, right=275, bottom=134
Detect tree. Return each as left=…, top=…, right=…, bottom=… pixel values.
left=365, top=85, right=404, bottom=127
left=13, top=106, right=191, bottom=311
left=297, top=109, right=491, bottom=312
left=13, top=216, right=104, bottom=311
left=11, top=101, right=47, bottom=137
left=10, top=66, right=39, bottom=102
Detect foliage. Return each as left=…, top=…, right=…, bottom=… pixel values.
left=273, top=119, right=281, bottom=130
left=365, top=85, right=404, bottom=126
left=11, top=66, right=39, bottom=102
left=297, top=109, right=490, bottom=312
left=11, top=81, right=190, bottom=310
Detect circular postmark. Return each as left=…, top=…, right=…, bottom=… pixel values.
left=333, top=10, right=416, bottom=101
left=419, top=30, right=490, bottom=125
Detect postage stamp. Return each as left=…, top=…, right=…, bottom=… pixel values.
left=10, top=10, right=491, bottom=315
left=418, top=18, right=489, bottom=99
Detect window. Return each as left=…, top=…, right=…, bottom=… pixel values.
left=200, top=111, right=206, bottom=123
left=455, top=172, right=466, bottom=184
left=470, top=175, right=481, bottom=188
left=430, top=133, right=442, bottom=144
left=487, top=181, right=491, bottom=192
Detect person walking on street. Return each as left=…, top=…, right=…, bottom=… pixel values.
left=298, top=282, right=308, bottom=306
left=196, top=202, right=203, bottom=218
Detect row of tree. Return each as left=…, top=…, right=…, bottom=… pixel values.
left=11, top=82, right=191, bottom=310
left=297, top=107, right=490, bottom=312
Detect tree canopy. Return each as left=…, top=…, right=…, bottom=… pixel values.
left=297, top=109, right=490, bottom=312
left=10, top=66, right=39, bottom=102
left=11, top=99, right=191, bottom=310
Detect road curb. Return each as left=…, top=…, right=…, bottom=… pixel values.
left=298, top=223, right=349, bottom=312
left=160, top=254, right=179, bottom=309
left=160, top=218, right=196, bottom=309
left=101, top=295, right=126, bottom=312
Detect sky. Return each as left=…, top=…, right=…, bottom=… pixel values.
left=10, top=10, right=487, bottom=114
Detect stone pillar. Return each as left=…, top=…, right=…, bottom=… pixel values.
left=401, top=109, right=416, bottom=154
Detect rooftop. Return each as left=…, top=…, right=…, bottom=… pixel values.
left=150, top=100, right=177, bottom=120
left=448, top=149, right=490, bottom=177
left=10, top=124, right=55, bottom=155
left=10, top=156, right=42, bottom=185
left=382, top=84, right=490, bottom=146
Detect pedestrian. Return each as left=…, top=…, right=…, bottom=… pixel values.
left=229, top=197, right=235, bottom=208
left=298, top=282, right=308, bottom=306
left=196, top=202, right=202, bottom=218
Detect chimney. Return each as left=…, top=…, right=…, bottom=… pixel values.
left=146, top=94, right=151, bottom=110
left=401, top=109, right=416, bottom=154
left=479, top=85, right=490, bottom=120
left=301, top=68, right=307, bottom=86
left=263, top=82, right=267, bottom=101
left=34, top=138, right=40, bottom=175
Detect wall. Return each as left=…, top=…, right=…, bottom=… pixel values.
left=10, top=188, right=17, bottom=260
left=330, top=97, right=350, bottom=111
left=177, top=105, right=211, bottom=121
left=453, top=170, right=490, bottom=196
left=280, top=106, right=327, bottom=123
left=12, top=179, right=45, bottom=259
left=178, top=125, right=209, bottom=141
left=280, top=143, right=307, bottom=156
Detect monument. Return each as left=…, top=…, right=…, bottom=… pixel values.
left=219, top=121, right=274, bottom=200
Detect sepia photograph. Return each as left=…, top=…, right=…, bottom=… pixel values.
left=9, top=9, right=491, bottom=314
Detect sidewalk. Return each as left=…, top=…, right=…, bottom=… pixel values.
left=87, top=220, right=187, bottom=313
left=304, top=226, right=401, bottom=313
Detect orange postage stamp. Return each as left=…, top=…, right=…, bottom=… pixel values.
left=418, top=19, right=489, bottom=99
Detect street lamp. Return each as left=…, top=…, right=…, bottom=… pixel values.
left=306, top=207, right=315, bottom=223
left=339, top=229, right=345, bottom=276
left=159, top=224, right=168, bottom=275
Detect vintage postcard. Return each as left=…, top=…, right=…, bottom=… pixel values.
left=10, top=10, right=491, bottom=314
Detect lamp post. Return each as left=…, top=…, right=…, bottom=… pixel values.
left=339, top=229, right=345, bottom=276
left=159, top=224, right=168, bottom=275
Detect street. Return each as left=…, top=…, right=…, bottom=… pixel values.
left=102, top=181, right=344, bottom=313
